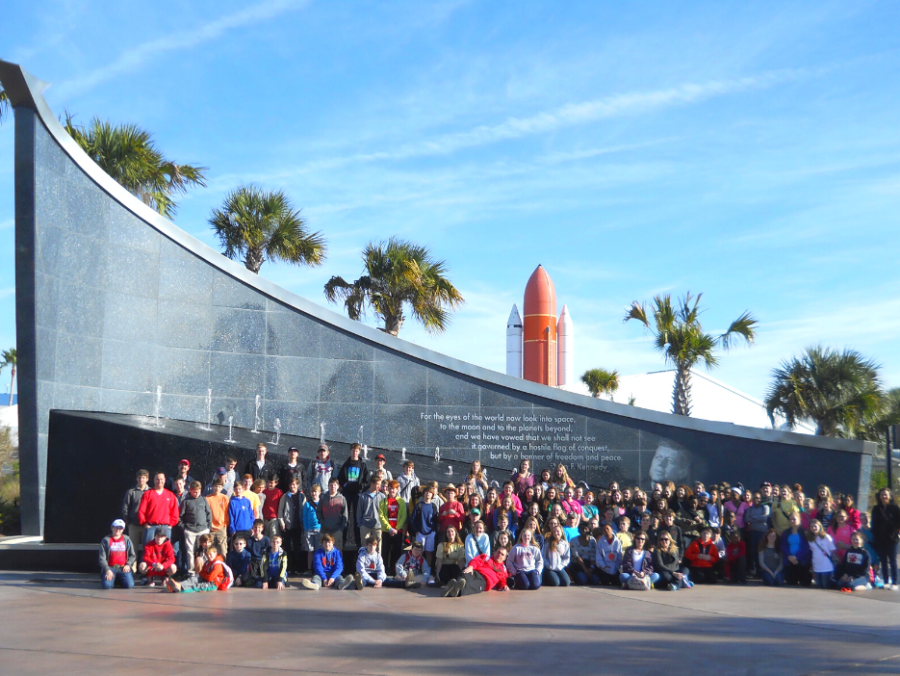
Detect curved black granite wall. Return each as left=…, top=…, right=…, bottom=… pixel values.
left=0, top=61, right=874, bottom=536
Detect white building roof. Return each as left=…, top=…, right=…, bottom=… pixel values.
left=558, top=370, right=816, bottom=434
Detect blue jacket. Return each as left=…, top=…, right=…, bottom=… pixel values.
left=226, top=549, right=251, bottom=576
left=781, top=528, right=812, bottom=566
left=227, top=496, right=254, bottom=535
left=409, top=501, right=438, bottom=536
left=312, top=547, right=344, bottom=582
left=303, top=499, right=322, bottom=531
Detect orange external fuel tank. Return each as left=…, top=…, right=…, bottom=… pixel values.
left=522, top=265, right=557, bottom=386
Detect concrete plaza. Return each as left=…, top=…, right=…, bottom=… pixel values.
left=1, top=572, right=899, bottom=675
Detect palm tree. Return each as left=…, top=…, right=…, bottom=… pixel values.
left=209, top=185, right=326, bottom=274
left=581, top=368, right=620, bottom=399
left=765, top=346, right=883, bottom=437
left=0, top=349, right=15, bottom=406
left=624, top=292, right=757, bottom=416
left=324, top=237, right=464, bottom=336
left=63, top=114, right=206, bottom=218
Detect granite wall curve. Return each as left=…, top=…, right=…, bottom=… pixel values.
left=0, top=62, right=874, bottom=535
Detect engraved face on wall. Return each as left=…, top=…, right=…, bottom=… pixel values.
left=648, top=441, right=693, bottom=485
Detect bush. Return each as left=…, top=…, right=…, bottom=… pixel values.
left=0, top=425, right=20, bottom=536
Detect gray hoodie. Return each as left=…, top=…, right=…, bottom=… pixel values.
left=99, top=535, right=137, bottom=575
left=357, top=490, right=384, bottom=529
left=397, top=473, right=420, bottom=502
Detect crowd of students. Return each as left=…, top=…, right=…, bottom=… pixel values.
left=99, top=442, right=900, bottom=598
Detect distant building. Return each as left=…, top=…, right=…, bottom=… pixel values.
left=557, top=370, right=816, bottom=434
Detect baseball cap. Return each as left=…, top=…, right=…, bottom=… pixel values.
left=318, top=443, right=329, bottom=452
left=698, top=491, right=710, bottom=499
left=216, top=467, right=227, bottom=475
left=470, top=508, right=481, bottom=516
left=376, top=454, right=386, bottom=461
left=179, top=459, right=190, bottom=467
left=111, top=519, right=126, bottom=529
left=154, top=526, right=168, bottom=537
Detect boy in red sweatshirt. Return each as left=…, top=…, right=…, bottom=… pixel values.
left=138, top=527, right=177, bottom=586
left=262, top=477, right=284, bottom=537
left=724, top=530, right=748, bottom=584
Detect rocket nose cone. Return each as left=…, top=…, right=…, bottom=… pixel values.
left=523, top=265, right=557, bottom=315
left=507, top=304, right=523, bottom=326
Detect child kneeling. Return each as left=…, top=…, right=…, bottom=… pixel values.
left=166, top=546, right=233, bottom=592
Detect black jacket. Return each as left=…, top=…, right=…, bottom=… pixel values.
left=121, top=486, right=147, bottom=526
left=278, top=462, right=306, bottom=493
left=244, top=458, right=277, bottom=483
left=338, top=459, right=368, bottom=498
left=871, top=501, right=900, bottom=546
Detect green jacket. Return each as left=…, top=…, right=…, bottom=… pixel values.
left=378, top=496, right=408, bottom=532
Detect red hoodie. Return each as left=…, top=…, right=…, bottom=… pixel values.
left=262, top=487, right=283, bottom=521
left=142, top=539, right=175, bottom=574
left=469, top=554, right=508, bottom=591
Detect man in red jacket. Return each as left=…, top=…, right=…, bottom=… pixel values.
left=138, top=473, right=180, bottom=546
left=443, top=547, right=510, bottom=597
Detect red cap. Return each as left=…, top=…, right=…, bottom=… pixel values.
left=376, top=454, right=386, bottom=461
left=179, top=459, right=190, bottom=467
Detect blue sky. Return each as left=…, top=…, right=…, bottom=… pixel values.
left=1, top=0, right=899, bottom=402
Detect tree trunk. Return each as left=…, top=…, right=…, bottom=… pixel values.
left=244, top=247, right=264, bottom=273
left=8, top=365, right=14, bottom=407
left=382, top=315, right=403, bottom=336
left=672, top=364, right=692, bottom=416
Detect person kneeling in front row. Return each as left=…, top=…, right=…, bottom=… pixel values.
left=100, top=519, right=137, bottom=589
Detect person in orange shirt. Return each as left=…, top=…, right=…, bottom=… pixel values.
left=165, top=546, right=233, bottom=592
left=206, top=478, right=229, bottom=556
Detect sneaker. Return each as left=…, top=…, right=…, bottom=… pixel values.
left=667, top=583, right=677, bottom=592
left=165, top=578, right=181, bottom=593
left=853, top=585, right=869, bottom=591
left=299, top=578, right=320, bottom=591
left=455, top=578, right=467, bottom=597
left=147, top=580, right=156, bottom=588
left=338, top=576, right=354, bottom=590
left=354, top=572, right=364, bottom=590
left=891, top=584, right=899, bottom=591
left=442, top=580, right=460, bottom=598
left=841, top=587, right=853, bottom=593
left=141, top=577, right=152, bottom=587
left=685, top=580, right=694, bottom=588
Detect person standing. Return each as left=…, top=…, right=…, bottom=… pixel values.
left=138, top=473, right=180, bottom=546
left=166, top=460, right=194, bottom=492
left=871, top=488, right=900, bottom=590
left=339, top=443, right=369, bottom=548
left=278, top=447, right=306, bottom=493
left=121, top=470, right=149, bottom=558
left=245, top=443, right=276, bottom=483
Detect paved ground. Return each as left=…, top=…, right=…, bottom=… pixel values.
left=1, top=572, right=899, bottom=676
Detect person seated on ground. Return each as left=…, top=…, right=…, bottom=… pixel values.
left=166, top=546, right=233, bottom=593
left=620, top=532, right=658, bottom=589
left=465, top=520, right=491, bottom=564
left=661, top=510, right=684, bottom=556
left=542, top=524, right=571, bottom=587
left=192, top=534, right=213, bottom=575
left=443, top=546, right=511, bottom=597
left=434, top=526, right=465, bottom=587
left=139, top=527, right=177, bottom=586
left=595, top=524, right=623, bottom=586
left=684, top=528, right=719, bottom=585
left=246, top=520, right=271, bottom=588
left=569, top=521, right=598, bottom=586
left=506, top=528, right=543, bottom=591
left=807, top=519, right=836, bottom=590
left=100, top=519, right=136, bottom=590
left=389, top=540, right=431, bottom=589
left=260, top=534, right=288, bottom=590
left=226, top=536, right=251, bottom=587
left=724, top=530, right=747, bottom=584
left=300, top=533, right=352, bottom=591
left=563, top=512, right=581, bottom=542
left=460, top=507, right=483, bottom=540
left=354, top=533, right=387, bottom=589
left=758, top=529, right=784, bottom=586
left=653, top=531, right=691, bottom=590
left=836, top=531, right=871, bottom=591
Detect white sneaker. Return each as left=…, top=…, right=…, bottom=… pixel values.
left=299, top=578, right=320, bottom=591
left=853, top=585, right=868, bottom=591
left=891, top=584, right=898, bottom=591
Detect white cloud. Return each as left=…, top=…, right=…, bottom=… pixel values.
left=54, top=0, right=310, bottom=97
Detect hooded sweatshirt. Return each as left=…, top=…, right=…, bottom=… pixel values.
left=595, top=535, right=623, bottom=575
left=356, top=547, right=387, bottom=583
left=265, top=547, right=289, bottom=584
left=312, top=547, right=344, bottom=582
left=541, top=539, right=571, bottom=571
left=122, top=486, right=148, bottom=526
left=99, top=535, right=137, bottom=574
left=397, top=473, right=420, bottom=502
left=356, top=490, right=384, bottom=529
left=319, top=492, right=348, bottom=533
left=468, top=553, right=508, bottom=590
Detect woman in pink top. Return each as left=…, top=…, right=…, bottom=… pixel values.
left=826, top=509, right=854, bottom=560
left=724, top=488, right=751, bottom=529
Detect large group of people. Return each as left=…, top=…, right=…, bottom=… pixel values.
left=100, top=442, right=900, bottom=599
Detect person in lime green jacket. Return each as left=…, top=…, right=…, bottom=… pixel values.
left=379, top=480, right=409, bottom=575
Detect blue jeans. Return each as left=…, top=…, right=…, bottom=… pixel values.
left=543, top=568, right=571, bottom=587
left=813, top=571, right=833, bottom=589
left=573, top=569, right=600, bottom=585
left=761, top=570, right=784, bottom=586
left=514, top=570, right=541, bottom=590
left=101, top=570, right=135, bottom=589
left=620, top=572, right=660, bottom=585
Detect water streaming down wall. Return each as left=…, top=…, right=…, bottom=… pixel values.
left=0, top=61, right=875, bottom=535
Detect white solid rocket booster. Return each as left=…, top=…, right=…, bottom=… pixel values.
left=557, top=304, right=574, bottom=386
left=506, top=304, right=523, bottom=378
